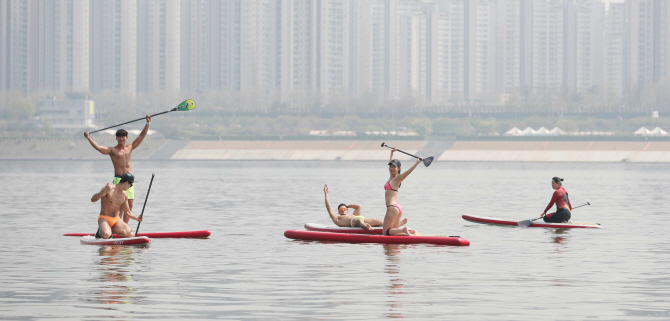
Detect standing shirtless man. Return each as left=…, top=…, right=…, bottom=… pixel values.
left=84, top=115, right=151, bottom=223
left=323, top=184, right=405, bottom=231
left=91, top=173, right=143, bottom=239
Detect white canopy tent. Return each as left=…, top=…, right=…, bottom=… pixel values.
left=504, top=127, right=522, bottom=136
left=634, top=127, right=651, bottom=136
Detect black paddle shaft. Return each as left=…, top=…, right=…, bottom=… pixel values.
left=89, top=110, right=175, bottom=134
left=135, top=174, right=155, bottom=236
left=381, top=142, right=434, bottom=167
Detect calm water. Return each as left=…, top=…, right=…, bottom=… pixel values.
left=2, top=160, right=670, bottom=320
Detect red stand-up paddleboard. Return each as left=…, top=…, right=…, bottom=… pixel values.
left=285, top=230, right=470, bottom=246
left=80, top=235, right=151, bottom=246
left=462, top=214, right=602, bottom=229
left=64, top=230, right=211, bottom=238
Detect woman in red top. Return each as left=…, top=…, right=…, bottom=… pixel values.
left=542, top=177, right=572, bottom=223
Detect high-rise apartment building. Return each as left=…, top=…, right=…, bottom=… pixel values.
left=90, top=0, right=137, bottom=93
left=137, top=0, right=180, bottom=92
left=434, top=1, right=466, bottom=103
left=0, top=0, right=38, bottom=93
left=531, top=0, right=564, bottom=93
left=38, top=0, right=90, bottom=92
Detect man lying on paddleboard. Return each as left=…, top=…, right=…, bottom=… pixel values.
left=91, top=173, right=143, bottom=239
left=323, top=184, right=403, bottom=231
left=84, top=115, right=151, bottom=224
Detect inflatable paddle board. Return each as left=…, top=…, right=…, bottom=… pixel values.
left=65, top=230, right=211, bottom=238
left=462, top=214, right=602, bottom=229
left=80, top=235, right=151, bottom=246
left=285, top=230, right=469, bottom=246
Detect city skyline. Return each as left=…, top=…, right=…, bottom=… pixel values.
left=2, top=0, right=670, bottom=112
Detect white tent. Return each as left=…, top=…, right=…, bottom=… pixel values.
left=649, top=127, right=668, bottom=136
left=534, top=127, right=550, bottom=135
left=634, top=127, right=651, bottom=136
left=549, top=127, right=567, bottom=136
left=520, top=127, right=536, bottom=135
left=504, top=127, right=522, bottom=136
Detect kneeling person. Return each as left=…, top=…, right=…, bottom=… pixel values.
left=91, top=173, right=143, bottom=239
left=323, top=184, right=402, bottom=231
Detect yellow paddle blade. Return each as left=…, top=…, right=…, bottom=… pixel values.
left=176, top=99, right=196, bottom=111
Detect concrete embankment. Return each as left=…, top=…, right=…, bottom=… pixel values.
left=3, top=138, right=670, bottom=162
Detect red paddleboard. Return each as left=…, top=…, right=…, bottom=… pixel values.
left=462, top=214, right=602, bottom=229
left=304, top=223, right=383, bottom=234
left=64, top=230, right=211, bottom=238
left=80, top=235, right=151, bottom=246
left=285, top=230, right=469, bottom=246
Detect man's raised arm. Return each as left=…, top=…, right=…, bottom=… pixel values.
left=131, top=115, right=151, bottom=149
left=324, top=184, right=339, bottom=224
left=84, top=131, right=111, bottom=155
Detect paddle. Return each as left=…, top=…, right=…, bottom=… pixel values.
left=381, top=142, right=434, bottom=167
left=89, top=99, right=196, bottom=134
left=518, top=202, right=590, bottom=227
left=135, top=173, right=155, bottom=236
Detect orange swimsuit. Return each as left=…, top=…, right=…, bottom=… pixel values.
left=98, top=215, right=120, bottom=227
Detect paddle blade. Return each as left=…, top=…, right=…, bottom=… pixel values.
left=423, top=156, right=434, bottom=167
left=518, top=217, right=540, bottom=227
left=176, top=99, right=196, bottom=111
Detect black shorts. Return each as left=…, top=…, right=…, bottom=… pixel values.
left=543, top=208, right=571, bottom=223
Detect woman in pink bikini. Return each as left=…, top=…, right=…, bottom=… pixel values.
left=383, top=147, right=423, bottom=236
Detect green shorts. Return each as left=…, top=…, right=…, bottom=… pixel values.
left=351, top=215, right=366, bottom=227
left=113, top=176, right=134, bottom=199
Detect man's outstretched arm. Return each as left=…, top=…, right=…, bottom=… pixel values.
left=84, top=131, right=111, bottom=155
left=324, top=184, right=339, bottom=224
left=131, top=115, right=151, bottom=149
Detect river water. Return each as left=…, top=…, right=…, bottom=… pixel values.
left=1, top=160, right=669, bottom=320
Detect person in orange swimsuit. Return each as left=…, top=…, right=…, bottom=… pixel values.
left=90, top=173, right=143, bottom=239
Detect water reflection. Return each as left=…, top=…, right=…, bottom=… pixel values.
left=383, top=244, right=407, bottom=319
left=549, top=229, right=570, bottom=245
left=89, top=245, right=145, bottom=305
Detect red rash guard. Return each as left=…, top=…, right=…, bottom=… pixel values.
left=544, top=187, right=572, bottom=213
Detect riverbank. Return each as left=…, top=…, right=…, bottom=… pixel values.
left=3, top=137, right=670, bottom=162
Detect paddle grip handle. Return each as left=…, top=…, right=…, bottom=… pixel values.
left=381, top=143, right=420, bottom=159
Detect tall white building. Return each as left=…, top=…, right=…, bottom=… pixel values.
left=435, top=1, right=466, bottom=103
left=279, top=0, right=318, bottom=102
left=137, top=0, right=180, bottom=92
left=395, top=1, right=429, bottom=99
left=467, top=0, right=497, bottom=101
left=531, top=0, right=564, bottom=93
left=38, top=0, right=90, bottom=92
left=0, top=0, right=39, bottom=93
left=601, top=1, right=626, bottom=100
left=90, top=0, right=137, bottom=93
left=564, top=0, right=606, bottom=95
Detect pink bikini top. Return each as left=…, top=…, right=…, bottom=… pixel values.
left=384, top=180, right=400, bottom=192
